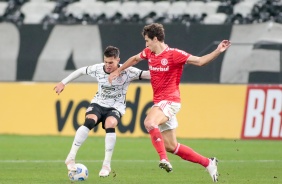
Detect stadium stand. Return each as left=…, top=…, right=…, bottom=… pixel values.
left=21, top=0, right=56, bottom=24
left=0, top=0, right=281, bottom=25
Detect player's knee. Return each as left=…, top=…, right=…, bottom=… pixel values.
left=144, top=120, right=157, bottom=132
left=165, top=145, right=175, bottom=153
left=166, top=142, right=179, bottom=153
left=105, top=118, right=118, bottom=129
left=83, top=118, right=96, bottom=130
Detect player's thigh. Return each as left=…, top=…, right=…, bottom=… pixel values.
left=85, top=103, right=102, bottom=122
left=85, top=114, right=98, bottom=122
left=162, top=129, right=178, bottom=152
left=145, top=106, right=169, bottom=126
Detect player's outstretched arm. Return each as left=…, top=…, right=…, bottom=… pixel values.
left=53, top=66, right=87, bottom=95
left=187, top=40, right=231, bottom=66
left=109, top=54, right=142, bottom=83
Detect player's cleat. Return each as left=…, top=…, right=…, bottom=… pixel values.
left=159, top=159, right=173, bottom=173
left=99, top=165, right=111, bottom=177
left=206, top=157, right=219, bottom=182
left=65, top=155, right=77, bottom=171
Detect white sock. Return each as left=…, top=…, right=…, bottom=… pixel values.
left=68, top=126, right=90, bottom=157
left=102, top=132, right=116, bottom=168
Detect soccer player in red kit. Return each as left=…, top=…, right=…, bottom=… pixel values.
left=109, top=23, right=231, bottom=182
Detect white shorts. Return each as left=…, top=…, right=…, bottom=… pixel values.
left=158, top=115, right=178, bottom=132
left=153, top=100, right=181, bottom=132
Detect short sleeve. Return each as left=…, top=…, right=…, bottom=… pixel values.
left=127, top=67, right=142, bottom=81
left=86, top=64, right=97, bottom=75
left=173, top=49, right=190, bottom=64
left=139, top=48, right=151, bottom=60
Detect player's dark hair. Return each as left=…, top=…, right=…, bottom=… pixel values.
left=104, top=46, right=120, bottom=58
left=142, top=23, right=165, bottom=42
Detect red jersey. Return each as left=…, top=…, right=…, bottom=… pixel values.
left=140, top=46, right=190, bottom=103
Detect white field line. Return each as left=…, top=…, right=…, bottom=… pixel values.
left=0, top=160, right=281, bottom=163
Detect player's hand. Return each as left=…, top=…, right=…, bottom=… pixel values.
left=217, top=40, right=231, bottom=52
left=108, top=69, right=120, bottom=84
left=53, top=82, right=65, bottom=95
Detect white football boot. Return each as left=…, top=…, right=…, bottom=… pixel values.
left=99, top=165, right=111, bottom=177
left=159, top=159, right=173, bottom=173
left=206, top=157, right=219, bottom=182
left=65, top=154, right=77, bottom=171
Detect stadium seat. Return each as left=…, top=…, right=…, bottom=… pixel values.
left=103, top=1, right=121, bottom=20
left=21, top=1, right=56, bottom=24
left=65, top=1, right=84, bottom=19
left=217, top=2, right=233, bottom=15
left=0, top=1, right=8, bottom=17
left=29, top=0, right=49, bottom=2
left=80, top=0, right=96, bottom=2
left=233, top=0, right=259, bottom=17
left=65, top=1, right=105, bottom=22
left=183, top=1, right=206, bottom=23
left=153, top=1, right=171, bottom=19
left=167, top=1, right=187, bottom=19
left=183, top=1, right=205, bottom=18
left=134, top=1, right=154, bottom=20
left=116, top=1, right=138, bottom=21
left=204, top=1, right=221, bottom=16
left=83, top=1, right=105, bottom=18
left=203, top=13, right=227, bottom=24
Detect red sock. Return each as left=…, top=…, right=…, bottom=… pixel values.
left=173, top=143, right=209, bottom=167
left=149, top=128, right=168, bottom=161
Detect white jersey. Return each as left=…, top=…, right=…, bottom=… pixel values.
left=86, top=63, right=143, bottom=115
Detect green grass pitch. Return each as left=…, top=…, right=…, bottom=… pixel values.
left=0, top=135, right=281, bottom=184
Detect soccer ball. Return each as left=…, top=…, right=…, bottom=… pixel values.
left=68, top=163, right=89, bottom=181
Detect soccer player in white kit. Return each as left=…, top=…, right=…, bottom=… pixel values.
left=54, top=46, right=150, bottom=177
left=109, top=23, right=231, bottom=182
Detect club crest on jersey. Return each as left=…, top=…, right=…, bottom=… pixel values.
left=116, top=76, right=123, bottom=83
left=161, top=58, right=168, bottom=66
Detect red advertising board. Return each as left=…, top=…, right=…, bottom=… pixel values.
left=242, top=85, right=282, bottom=140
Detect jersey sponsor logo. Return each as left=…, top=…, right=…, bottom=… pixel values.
left=149, top=65, right=169, bottom=72
left=100, top=85, right=121, bottom=99
left=101, top=85, right=115, bottom=94
left=241, top=85, right=282, bottom=140
left=101, top=93, right=122, bottom=99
